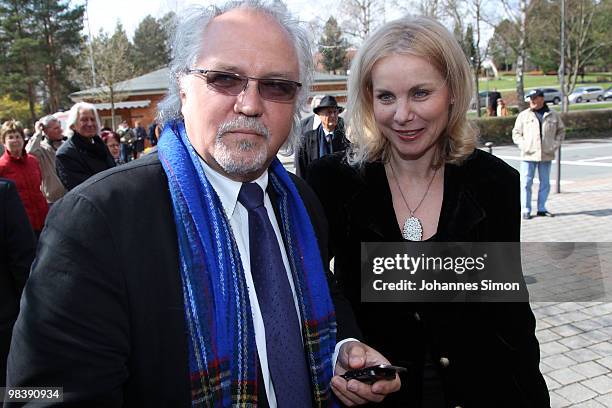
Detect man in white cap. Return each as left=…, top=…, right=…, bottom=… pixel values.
left=513, top=89, right=565, bottom=219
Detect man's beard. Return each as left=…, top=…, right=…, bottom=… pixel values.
left=213, top=117, right=271, bottom=176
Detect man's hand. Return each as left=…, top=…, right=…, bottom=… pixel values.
left=332, top=341, right=401, bottom=406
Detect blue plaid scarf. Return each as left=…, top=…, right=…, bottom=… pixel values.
left=158, top=120, right=338, bottom=407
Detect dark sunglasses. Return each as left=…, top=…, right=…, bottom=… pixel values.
left=186, top=68, right=302, bottom=102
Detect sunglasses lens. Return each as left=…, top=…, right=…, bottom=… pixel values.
left=259, top=80, right=298, bottom=101
left=199, top=70, right=299, bottom=101
left=206, top=72, right=246, bottom=94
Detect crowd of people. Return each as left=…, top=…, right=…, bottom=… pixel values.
left=1, top=0, right=562, bottom=406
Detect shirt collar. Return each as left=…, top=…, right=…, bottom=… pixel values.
left=319, top=124, right=334, bottom=137
left=199, top=156, right=269, bottom=218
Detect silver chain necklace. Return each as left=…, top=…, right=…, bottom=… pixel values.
left=389, top=161, right=438, bottom=241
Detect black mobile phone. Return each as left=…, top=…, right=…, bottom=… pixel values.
left=340, top=364, right=408, bottom=384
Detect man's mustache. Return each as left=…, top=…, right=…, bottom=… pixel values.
left=217, top=117, right=270, bottom=140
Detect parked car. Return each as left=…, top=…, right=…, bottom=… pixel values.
left=524, top=88, right=562, bottom=105
left=603, top=87, right=612, bottom=101
left=542, top=88, right=562, bottom=105
left=568, top=86, right=604, bottom=103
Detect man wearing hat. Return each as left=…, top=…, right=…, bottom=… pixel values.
left=295, top=95, right=350, bottom=178
left=513, top=89, right=565, bottom=219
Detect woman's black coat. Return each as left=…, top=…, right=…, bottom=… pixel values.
left=307, top=149, right=550, bottom=408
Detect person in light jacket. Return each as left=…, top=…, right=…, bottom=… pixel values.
left=26, top=115, right=67, bottom=204
left=512, top=89, right=565, bottom=220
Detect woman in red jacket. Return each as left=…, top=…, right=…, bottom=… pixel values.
left=0, top=120, right=48, bottom=235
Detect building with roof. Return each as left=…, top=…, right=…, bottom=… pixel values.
left=70, top=68, right=348, bottom=129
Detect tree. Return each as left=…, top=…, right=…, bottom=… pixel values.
left=445, top=0, right=489, bottom=116
left=83, top=24, right=135, bottom=129
left=319, top=17, right=348, bottom=74
left=494, top=0, right=536, bottom=111
left=0, top=94, right=40, bottom=125
left=417, top=0, right=444, bottom=17
left=131, top=15, right=170, bottom=75
left=0, top=0, right=84, bottom=119
left=33, top=0, right=85, bottom=113
left=341, top=0, right=386, bottom=43
left=390, top=0, right=444, bottom=19
left=463, top=24, right=478, bottom=65
left=465, top=0, right=487, bottom=118
left=0, top=0, right=41, bottom=124
left=488, top=19, right=516, bottom=71
left=528, top=0, right=611, bottom=111
left=159, top=11, right=176, bottom=57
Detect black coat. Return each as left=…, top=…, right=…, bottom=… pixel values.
left=0, top=178, right=35, bottom=387
left=55, top=133, right=116, bottom=191
left=6, top=153, right=359, bottom=406
left=295, top=125, right=350, bottom=179
left=307, top=150, right=550, bottom=408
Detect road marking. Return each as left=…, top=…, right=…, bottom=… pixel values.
left=529, top=179, right=574, bottom=185
left=560, top=144, right=612, bottom=151
left=496, top=155, right=612, bottom=168
left=579, top=156, right=612, bottom=162
left=492, top=144, right=612, bottom=153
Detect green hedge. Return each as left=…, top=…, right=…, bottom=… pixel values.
left=474, top=109, right=612, bottom=146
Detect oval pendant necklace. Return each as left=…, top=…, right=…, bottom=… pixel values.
left=389, top=161, right=438, bottom=241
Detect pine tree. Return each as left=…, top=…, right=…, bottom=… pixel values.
left=463, top=24, right=477, bottom=69
left=0, top=0, right=85, bottom=121
left=319, top=17, right=348, bottom=74
left=33, top=0, right=85, bottom=113
left=0, top=0, right=42, bottom=123
left=131, top=15, right=170, bottom=75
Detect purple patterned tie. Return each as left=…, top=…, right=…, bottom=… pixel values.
left=238, top=182, right=312, bottom=407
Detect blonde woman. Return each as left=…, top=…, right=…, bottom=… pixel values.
left=307, top=16, right=548, bottom=407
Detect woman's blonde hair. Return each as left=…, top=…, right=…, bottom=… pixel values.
left=346, top=15, right=477, bottom=167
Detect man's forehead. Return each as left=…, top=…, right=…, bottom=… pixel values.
left=197, top=8, right=299, bottom=75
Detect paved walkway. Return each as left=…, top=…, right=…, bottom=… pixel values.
left=523, top=176, right=612, bottom=407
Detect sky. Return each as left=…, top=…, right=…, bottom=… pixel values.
left=81, top=0, right=339, bottom=40
left=80, top=0, right=493, bottom=48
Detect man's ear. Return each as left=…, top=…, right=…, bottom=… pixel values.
left=178, top=76, right=187, bottom=103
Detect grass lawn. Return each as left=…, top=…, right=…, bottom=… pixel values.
left=550, top=102, right=612, bottom=111
left=467, top=102, right=612, bottom=118
left=478, top=73, right=612, bottom=92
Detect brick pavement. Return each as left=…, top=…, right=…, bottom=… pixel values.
left=522, top=176, right=612, bottom=407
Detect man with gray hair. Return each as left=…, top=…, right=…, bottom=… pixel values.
left=55, top=102, right=115, bottom=190
left=7, top=1, right=399, bottom=406
left=25, top=115, right=67, bottom=203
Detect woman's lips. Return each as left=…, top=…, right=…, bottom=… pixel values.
left=394, top=128, right=424, bottom=141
